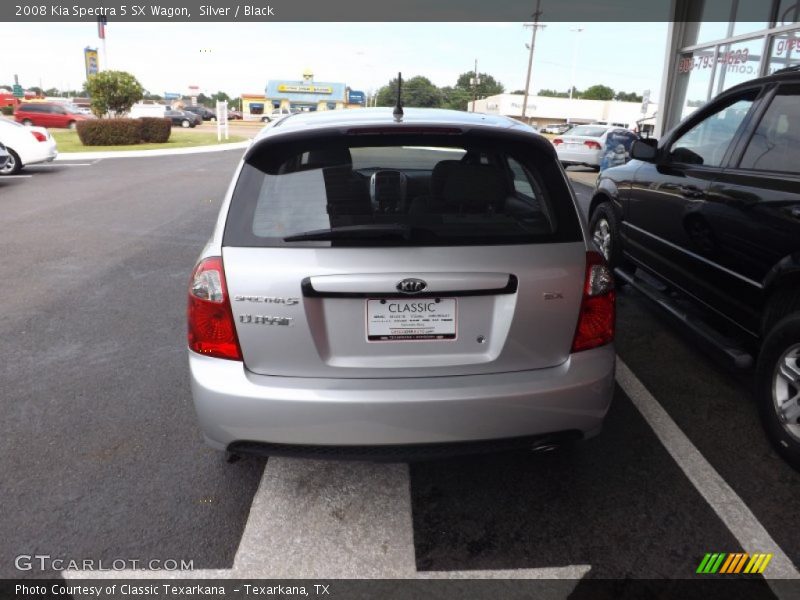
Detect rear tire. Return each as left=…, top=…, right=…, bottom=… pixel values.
left=21, top=119, right=32, bottom=126
left=181, top=119, right=190, bottom=128
left=0, top=148, right=21, bottom=175
left=67, top=121, right=77, bottom=130
left=756, top=312, right=800, bottom=472
left=589, top=202, right=622, bottom=270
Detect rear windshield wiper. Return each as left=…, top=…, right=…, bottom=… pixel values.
left=283, top=224, right=436, bottom=242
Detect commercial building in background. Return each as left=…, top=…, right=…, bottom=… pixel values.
left=471, top=94, right=657, bottom=132
left=239, top=70, right=366, bottom=121
left=657, top=0, right=799, bottom=136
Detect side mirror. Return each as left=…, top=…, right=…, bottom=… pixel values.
left=631, top=139, right=658, bottom=162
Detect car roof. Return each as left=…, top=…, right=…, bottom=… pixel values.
left=254, top=107, right=536, bottom=141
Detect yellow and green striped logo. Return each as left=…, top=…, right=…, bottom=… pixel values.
left=696, top=552, right=773, bottom=574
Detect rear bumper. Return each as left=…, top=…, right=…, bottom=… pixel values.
left=556, top=148, right=602, bottom=166
left=190, top=345, right=615, bottom=452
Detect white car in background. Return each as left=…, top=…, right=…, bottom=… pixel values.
left=0, top=118, right=58, bottom=175
left=552, top=124, right=626, bottom=171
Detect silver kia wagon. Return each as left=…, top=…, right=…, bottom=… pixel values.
left=188, top=108, right=615, bottom=460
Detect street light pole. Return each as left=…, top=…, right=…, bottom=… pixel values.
left=471, top=58, right=480, bottom=112
left=521, top=0, right=544, bottom=123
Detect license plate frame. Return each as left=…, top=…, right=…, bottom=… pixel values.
left=366, top=297, right=457, bottom=342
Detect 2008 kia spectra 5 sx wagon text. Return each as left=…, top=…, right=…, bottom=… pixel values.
left=187, top=107, right=616, bottom=461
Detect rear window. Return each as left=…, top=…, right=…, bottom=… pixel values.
left=568, top=126, right=609, bottom=137
left=223, top=132, right=582, bottom=247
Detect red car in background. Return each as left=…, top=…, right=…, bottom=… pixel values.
left=14, top=102, right=90, bottom=129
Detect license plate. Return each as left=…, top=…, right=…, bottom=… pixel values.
left=366, top=298, right=457, bottom=342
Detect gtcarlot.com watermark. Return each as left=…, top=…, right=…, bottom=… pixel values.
left=15, top=554, right=194, bottom=571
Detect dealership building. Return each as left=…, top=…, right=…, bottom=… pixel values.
left=240, top=70, right=366, bottom=121
left=657, top=0, right=799, bottom=135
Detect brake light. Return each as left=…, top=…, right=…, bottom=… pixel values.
left=187, top=257, right=242, bottom=361
left=571, top=251, right=615, bottom=353
left=584, top=140, right=602, bottom=150
left=31, top=131, right=47, bottom=142
left=552, top=138, right=563, bottom=146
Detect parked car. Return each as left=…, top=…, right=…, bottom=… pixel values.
left=588, top=66, right=800, bottom=470
left=0, top=118, right=58, bottom=174
left=164, top=110, right=201, bottom=128
left=261, top=107, right=300, bottom=122
left=187, top=107, right=616, bottom=461
left=183, top=105, right=217, bottom=121
left=227, top=110, right=243, bottom=120
left=14, top=101, right=90, bottom=129
left=542, top=123, right=575, bottom=135
left=553, top=124, right=634, bottom=171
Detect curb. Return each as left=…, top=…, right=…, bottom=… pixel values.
left=55, top=140, right=251, bottom=161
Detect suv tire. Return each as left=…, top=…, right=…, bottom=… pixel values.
left=756, top=312, right=800, bottom=471
left=181, top=119, right=191, bottom=128
left=589, top=202, right=622, bottom=269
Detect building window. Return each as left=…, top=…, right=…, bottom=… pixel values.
left=768, top=29, right=800, bottom=74
left=675, top=47, right=717, bottom=120
left=249, top=103, right=264, bottom=115
left=711, top=37, right=764, bottom=95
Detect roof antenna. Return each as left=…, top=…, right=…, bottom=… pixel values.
left=393, top=72, right=403, bottom=121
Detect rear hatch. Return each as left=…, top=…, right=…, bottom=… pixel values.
left=222, top=127, right=587, bottom=378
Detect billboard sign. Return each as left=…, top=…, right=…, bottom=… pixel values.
left=84, top=47, right=99, bottom=78
left=348, top=90, right=366, bottom=104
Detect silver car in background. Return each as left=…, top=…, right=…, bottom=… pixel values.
left=553, top=124, right=623, bottom=171
left=188, top=108, right=615, bottom=460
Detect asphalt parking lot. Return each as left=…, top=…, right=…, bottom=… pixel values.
left=1, top=153, right=798, bottom=593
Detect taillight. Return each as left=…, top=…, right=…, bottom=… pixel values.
left=584, top=140, right=602, bottom=150
left=552, top=138, right=563, bottom=146
left=31, top=131, right=47, bottom=142
left=187, top=256, right=242, bottom=361
left=571, top=251, right=615, bottom=353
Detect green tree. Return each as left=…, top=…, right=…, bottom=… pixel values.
left=614, top=90, right=644, bottom=102
left=455, top=71, right=504, bottom=97
left=581, top=84, right=615, bottom=101
left=440, top=85, right=471, bottom=110
left=85, top=71, right=144, bottom=117
left=29, top=86, right=44, bottom=96
left=375, top=76, right=442, bottom=108
left=538, top=88, right=569, bottom=98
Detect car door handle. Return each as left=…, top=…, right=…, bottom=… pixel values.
left=679, top=185, right=706, bottom=199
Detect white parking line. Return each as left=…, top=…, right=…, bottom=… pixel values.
left=0, top=174, right=33, bottom=179
left=34, top=162, right=94, bottom=167
left=616, top=358, right=799, bottom=589
left=67, top=458, right=589, bottom=581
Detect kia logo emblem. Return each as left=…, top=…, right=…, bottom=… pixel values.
left=396, top=278, right=427, bottom=294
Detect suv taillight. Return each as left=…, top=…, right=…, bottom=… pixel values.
left=187, top=257, right=242, bottom=361
left=571, top=251, right=615, bottom=353
left=31, top=131, right=47, bottom=142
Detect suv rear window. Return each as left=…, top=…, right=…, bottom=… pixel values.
left=223, top=132, right=582, bottom=247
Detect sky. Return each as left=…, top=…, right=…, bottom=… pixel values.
left=0, top=22, right=669, bottom=99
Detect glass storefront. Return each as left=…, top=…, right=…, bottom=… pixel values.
left=660, top=0, right=800, bottom=135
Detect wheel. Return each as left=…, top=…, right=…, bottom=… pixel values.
left=261, top=116, right=270, bottom=123
left=0, top=148, right=21, bottom=175
left=757, top=313, right=800, bottom=471
left=21, top=119, right=32, bottom=126
left=181, top=119, right=190, bottom=128
left=588, top=201, right=622, bottom=269
left=209, top=116, right=216, bottom=122
left=67, top=121, right=77, bottom=130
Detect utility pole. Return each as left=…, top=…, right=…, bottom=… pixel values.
left=521, top=0, right=545, bottom=122
left=470, top=58, right=480, bottom=112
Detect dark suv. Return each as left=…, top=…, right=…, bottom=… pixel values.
left=588, top=66, right=800, bottom=470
